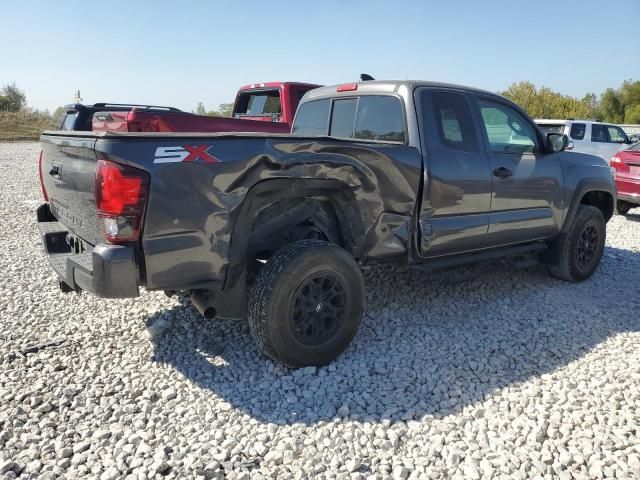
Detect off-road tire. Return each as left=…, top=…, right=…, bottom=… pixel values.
left=616, top=200, right=633, bottom=215
left=549, top=205, right=606, bottom=282
left=247, top=240, right=364, bottom=367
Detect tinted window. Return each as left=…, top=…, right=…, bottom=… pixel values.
left=61, top=111, right=78, bottom=130
left=591, top=124, right=607, bottom=142
left=607, top=125, right=627, bottom=143
left=570, top=123, right=586, bottom=140
left=235, top=90, right=281, bottom=116
left=478, top=100, right=537, bottom=153
left=354, top=96, right=405, bottom=142
left=432, top=92, right=478, bottom=152
left=330, top=99, right=357, bottom=138
left=292, top=99, right=330, bottom=136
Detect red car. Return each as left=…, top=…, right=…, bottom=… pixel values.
left=610, top=143, right=640, bottom=214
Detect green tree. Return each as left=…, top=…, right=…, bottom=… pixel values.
left=0, top=82, right=27, bottom=112
left=624, top=103, right=640, bottom=124
left=194, top=102, right=234, bottom=117
left=195, top=102, right=207, bottom=116
left=215, top=103, right=233, bottom=118
left=52, top=106, right=66, bottom=126
left=620, top=80, right=640, bottom=123
left=502, top=81, right=541, bottom=116
left=599, top=88, right=624, bottom=123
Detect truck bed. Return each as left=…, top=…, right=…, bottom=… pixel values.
left=92, top=110, right=291, bottom=134
left=39, top=130, right=421, bottom=295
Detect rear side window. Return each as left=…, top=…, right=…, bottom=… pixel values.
left=354, top=96, right=405, bottom=142
left=591, top=124, right=607, bottom=142
left=293, top=95, right=405, bottom=142
left=432, top=91, right=478, bottom=152
left=330, top=99, right=357, bottom=138
left=570, top=123, right=586, bottom=140
left=292, top=99, right=330, bottom=136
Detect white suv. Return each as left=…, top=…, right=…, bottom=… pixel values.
left=535, top=119, right=635, bottom=161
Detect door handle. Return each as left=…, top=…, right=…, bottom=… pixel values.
left=493, top=167, right=512, bottom=178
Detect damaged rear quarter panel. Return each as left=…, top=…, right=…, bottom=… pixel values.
left=96, top=135, right=422, bottom=292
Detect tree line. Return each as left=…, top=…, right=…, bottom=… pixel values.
left=194, top=102, right=234, bottom=117
left=500, top=79, right=640, bottom=123
left=2, top=79, right=639, bottom=129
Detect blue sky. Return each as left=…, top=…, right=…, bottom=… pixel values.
left=1, top=0, right=639, bottom=112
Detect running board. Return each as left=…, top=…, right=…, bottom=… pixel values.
left=411, top=242, right=546, bottom=272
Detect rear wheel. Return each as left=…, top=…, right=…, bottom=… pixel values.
left=247, top=240, right=364, bottom=367
left=616, top=200, right=633, bottom=215
left=548, top=205, right=606, bottom=282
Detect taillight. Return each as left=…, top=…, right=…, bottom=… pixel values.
left=38, top=149, right=48, bottom=201
left=610, top=155, right=630, bottom=174
left=94, top=160, right=149, bottom=243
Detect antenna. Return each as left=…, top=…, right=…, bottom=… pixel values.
left=74, top=90, right=83, bottom=104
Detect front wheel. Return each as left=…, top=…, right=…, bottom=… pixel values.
left=247, top=240, right=364, bottom=367
left=548, top=205, right=606, bottom=282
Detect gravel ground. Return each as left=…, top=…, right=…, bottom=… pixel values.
left=1, top=142, right=639, bottom=480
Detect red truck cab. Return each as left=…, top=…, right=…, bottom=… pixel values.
left=92, top=82, right=320, bottom=134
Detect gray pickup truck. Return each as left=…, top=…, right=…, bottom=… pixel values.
left=37, top=80, right=616, bottom=367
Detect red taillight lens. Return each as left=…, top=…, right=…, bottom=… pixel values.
left=38, top=149, right=48, bottom=201
left=610, top=155, right=630, bottom=174
left=95, top=160, right=149, bottom=243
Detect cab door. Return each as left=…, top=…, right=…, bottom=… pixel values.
left=415, top=88, right=493, bottom=256
left=472, top=95, right=563, bottom=246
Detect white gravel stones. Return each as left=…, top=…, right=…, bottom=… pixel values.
left=1, top=142, right=639, bottom=479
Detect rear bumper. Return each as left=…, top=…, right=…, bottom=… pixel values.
left=37, top=203, right=139, bottom=298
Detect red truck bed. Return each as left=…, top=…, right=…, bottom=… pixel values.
left=92, top=82, right=320, bottom=134
left=92, top=110, right=291, bottom=133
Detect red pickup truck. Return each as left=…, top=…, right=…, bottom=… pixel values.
left=90, top=82, right=320, bottom=133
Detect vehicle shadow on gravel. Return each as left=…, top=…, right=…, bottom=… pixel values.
left=620, top=211, right=640, bottom=223
left=148, top=245, right=640, bottom=425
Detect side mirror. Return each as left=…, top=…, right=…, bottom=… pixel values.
left=547, top=132, right=569, bottom=153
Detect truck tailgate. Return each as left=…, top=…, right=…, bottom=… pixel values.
left=40, top=134, right=102, bottom=246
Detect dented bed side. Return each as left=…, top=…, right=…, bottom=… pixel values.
left=40, top=130, right=423, bottom=294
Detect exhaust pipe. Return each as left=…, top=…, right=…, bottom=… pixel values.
left=190, top=290, right=217, bottom=319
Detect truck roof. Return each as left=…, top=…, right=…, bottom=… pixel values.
left=238, top=81, right=321, bottom=91
left=303, top=80, right=506, bottom=101
left=535, top=119, right=605, bottom=125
